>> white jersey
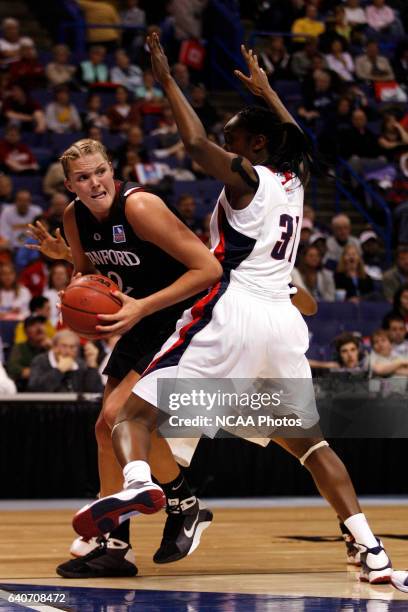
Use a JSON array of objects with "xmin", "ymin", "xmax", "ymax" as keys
[
  {"xmin": 133, "ymin": 165, "xmax": 317, "ymax": 463},
  {"xmin": 209, "ymin": 164, "xmax": 304, "ymax": 296}
]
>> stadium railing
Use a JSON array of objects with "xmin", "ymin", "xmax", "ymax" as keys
[{"xmin": 335, "ymin": 158, "xmax": 393, "ymax": 265}]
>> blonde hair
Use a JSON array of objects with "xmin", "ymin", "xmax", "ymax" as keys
[
  {"xmin": 59, "ymin": 139, "xmax": 109, "ymax": 178},
  {"xmin": 337, "ymin": 243, "xmax": 366, "ymax": 278}
]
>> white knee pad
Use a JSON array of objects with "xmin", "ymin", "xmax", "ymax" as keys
[{"xmin": 299, "ymin": 440, "xmax": 329, "ymax": 466}]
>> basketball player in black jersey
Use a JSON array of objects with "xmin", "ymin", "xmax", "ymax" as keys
[
  {"xmin": 28, "ymin": 138, "xmax": 222, "ymax": 578},
  {"xmin": 28, "ymin": 142, "xmax": 317, "ymax": 579}
]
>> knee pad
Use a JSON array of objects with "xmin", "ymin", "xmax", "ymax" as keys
[{"xmin": 299, "ymin": 440, "xmax": 329, "ymax": 466}]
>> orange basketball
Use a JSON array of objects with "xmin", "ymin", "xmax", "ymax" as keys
[{"xmin": 61, "ymin": 274, "xmax": 121, "ymax": 339}]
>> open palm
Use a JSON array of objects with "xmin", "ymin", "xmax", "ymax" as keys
[{"xmin": 26, "ymin": 221, "xmax": 70, "ymax": 261}]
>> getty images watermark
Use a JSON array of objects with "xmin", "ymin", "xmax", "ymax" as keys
[
  {"xmin": 157, "ymin": 378, "xmax": 319, "ymax": 438},
  {"xmin": 157, "ymin": 376, "xmax": 408, "ymax": 439},
  {"xmin": 167, "ymin": 389, "xmax": 302, "ymax": 428}
]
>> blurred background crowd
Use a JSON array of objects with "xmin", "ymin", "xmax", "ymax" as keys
[{"xmin": 0, "ymin": 0, "xmax": 407, "ymax": 394}]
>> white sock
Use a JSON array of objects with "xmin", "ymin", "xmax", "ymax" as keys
[
  {"xmin": 344, "ymin": 513, "xmax": 378, "ymax": 549},
  {"xmin": 123, "ymin": 460, "xmax": 152, "ymax": 488}
]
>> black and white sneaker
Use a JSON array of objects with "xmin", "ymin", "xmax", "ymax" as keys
[
  {"xmin": 56, "ymin": 538, "xmax": 138, "ymax": 578},
  {"xmin": 339, "ymin": 522, "xmax": 361, "ymax": 566},
  {"xmin": 73, "ymin": 481, "xmax": 166, "ymax": 539},
  {"xmin": 153, "ymin": 496, "xmax": 213, "ymax": 564},
  {"xmin": 358, "ymin": 538, "xmax": 392, "ymax": 584}
]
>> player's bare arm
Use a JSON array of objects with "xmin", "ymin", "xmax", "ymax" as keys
[
  {"xmin": 26, "ymin": 220, "xmax": 73, "ymax": 263},
  {"xmin": 63, "ymin": 203, "xmax": 98, "ymax": 274},
  {"xmin": 96, "ymin": 192, "xmax": 222, "ymax": 334},
  {"xmin": 235, "ymin": 45, "xmax": 301, "ymax": 130},
  {"xmin": 147, "ymin": 33, "xmax": 258, "ymax": 205},
  {"xmin": 291, "ymin": 285, "xmax": 318, "ymax": 316},
  {"xmin": 235, "ymin": 45, "xmax": 309, "ymax": 183}
]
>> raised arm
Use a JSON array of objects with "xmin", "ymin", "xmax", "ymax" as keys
[
  {"xmin": 147, "ymin": 33, "xmax": 258, "ymax": 199},
  {"xmin": 235, "ymin": 45, "xmax": 301, "ymax": 129},
  {"xmin": 235, "ymin": 45, "xmax": 309, "ymax": 183}
]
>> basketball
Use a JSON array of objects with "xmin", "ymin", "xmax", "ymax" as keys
[{"xmin": 61, "ymin": 274, "xmax": 121, "ymax": 339}]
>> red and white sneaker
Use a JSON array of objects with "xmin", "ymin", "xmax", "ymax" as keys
[
  {"xmin": 73, "ymin": 481, "xmax": 166, "ymax": 539},
  {"xmin": 358, "ymin": 539, "xmax": 392, "ymax": 584},
  {"xmin": 391, "ymin": 570, "xmax": 408, "ymax": 593}
]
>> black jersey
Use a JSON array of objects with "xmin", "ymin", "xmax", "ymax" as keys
[{"xmin": 74, "ymin": 180, "xmax": 194, "ymax": 328}]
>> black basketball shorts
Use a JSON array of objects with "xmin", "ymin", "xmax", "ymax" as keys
[{"xmin": 103, "ymin": 315, "xmax": 180, "ymax": 380}]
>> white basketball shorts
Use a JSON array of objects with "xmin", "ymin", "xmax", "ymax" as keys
[{"xmin": 133, "ymin": 282, "xmax": 318, "ymax": 457}]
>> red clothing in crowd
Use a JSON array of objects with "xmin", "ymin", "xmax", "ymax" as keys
[
  {"xmin": 19, "ymin": 259, "xmax": 48, "ymax": 297},
  {"xmin": 9, "ymin": 58, "xmax": 45, "ymax": 90},
  {"xmin": 0, "ymin": 139, "xmax": 37, "ymax": 169}
]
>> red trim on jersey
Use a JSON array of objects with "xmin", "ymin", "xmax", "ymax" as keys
[
  {"xmin": 265, "ymin": 166, "xmax": 294, "ymax": 186},
  {"xmin": 124, "ymin": 187, "xmax": 145, "ymax": 197},
  {"xmin": 142, "ymin": 281, "xmax": 222, "ymax": 377},
  {"xmin": 214, "ymin": 206, "xmax": 226, "ymax": 263},
  {"xmin": 114, "ymin": 180, "xmax": 145, "ymax": 202},
  {"xmin": 141, "ymin": 205, "xmax": 227, "ymax": 377}
]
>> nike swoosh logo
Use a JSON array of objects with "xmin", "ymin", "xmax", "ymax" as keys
[
  {"xmin": 184, "ymin": 515, "xmax": 199, "ymax": 538},
  {"xmin": 171, "ymin": 481, "xmax": 183, "ymax": 491}
]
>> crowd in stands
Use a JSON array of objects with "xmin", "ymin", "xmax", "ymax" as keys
[{"xmin": 0, "ymin": 0, "xmax": 407, "ymax": 394}]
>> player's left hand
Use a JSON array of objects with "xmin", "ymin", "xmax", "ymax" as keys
[
  {"xmin": 95, "ymin": 291, "xmax": 147, "ymax": 335},
  {"xmin": 147, "ymin": 32, "xmax": 172, "ymax": 86},
  {"xmin": 26, "ymin": 221, "xmax": 72, "ymax": 261},
  {"xmin": 234, "ymin": 45, "xmax": 271, "ymax": 97}
]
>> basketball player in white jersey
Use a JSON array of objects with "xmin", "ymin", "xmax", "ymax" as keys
[{"xmin": 73, "ymin": 37, "xmax": 393, "ymax": 584}]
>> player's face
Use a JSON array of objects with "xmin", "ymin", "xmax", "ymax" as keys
[
  {"xmin": 65, "ymin": 154, "xmax": 115, "ymax": 219},
  {"xmin": 339, "ymin": 342, "xmax": 359, "ymax": 368},
  {"xmin": 223, "ymin": 118, "xmax": 253, "ymax": 159}
]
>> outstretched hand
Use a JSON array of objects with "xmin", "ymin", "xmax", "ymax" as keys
[
  {"xmin": 26, "ymin": 221, "xmax": 71, "ymax": 261},
  {"xmin": 147, "ymin": 32, "xmax": 172, "ymax": 86},
  {"xmin": 234, "ymin": 45, "xmax": 272, "ymax": 97}
]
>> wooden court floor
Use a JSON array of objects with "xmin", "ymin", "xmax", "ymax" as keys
[{"xmin": 0, "ymin": 505, "xmax": 407, "ymax": 603}]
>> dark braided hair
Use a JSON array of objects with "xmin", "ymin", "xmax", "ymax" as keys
[{"xmin": 234, "ymin": 106, "xmax": 313, "ymax": 186}]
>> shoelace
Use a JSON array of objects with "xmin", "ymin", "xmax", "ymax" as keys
[{"xmin": 161, "ymin": 503, "xmax": 197, "ymax": 542}]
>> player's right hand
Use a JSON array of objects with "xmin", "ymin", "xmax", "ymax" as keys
[{"xmin": 26, "ymin": 221, "xmax": 71, "ymax": 262}]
